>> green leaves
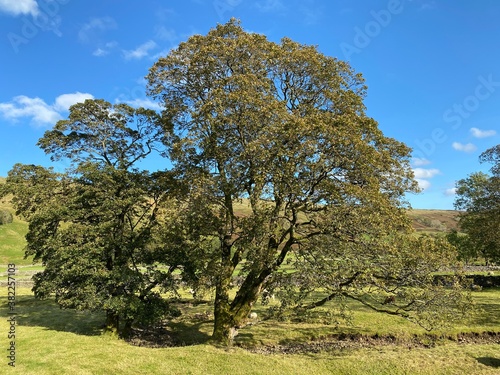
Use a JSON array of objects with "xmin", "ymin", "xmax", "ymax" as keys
[
  {"xmin": 5, "ymin": 99, "xmax": 177, "ymax": 336},
  {"xmin": 453, "ymin": 145, "xmax": 500, "ymax": 263},
  {"xmin": 37, "ymin": 99, "xmax": 166, "ymax": 170},
  {"xmin": 146, "ymin": 19, "xmax": 460, "ymax": 343}
]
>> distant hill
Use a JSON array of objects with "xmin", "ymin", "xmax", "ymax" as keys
[
  {"xmin": 0, "ymin": 177, "xmax": 460, "ymax": 234},
  {"xmin": 231, "ymin": 200, "xmax": 460, "ymax": 233},
  {"xmin": 407, "ymin": 209, "xmax": 460, "ymax": 233}
]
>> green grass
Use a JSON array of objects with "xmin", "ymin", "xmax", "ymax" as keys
[
  {"xmin": 1, "ymin": 188, "xmax": 499, "ymax": 374},
  {"xmin": 1, "ymin": 287, "xmax": 499, "ymax": 374},
  {"xmin": 0, "ymin": 221, "xmax": 31, "ymax": 266}
]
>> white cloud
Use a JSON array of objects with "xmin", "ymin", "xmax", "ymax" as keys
[
  {"xmin": 118, "ymin": 98, "xmax": 161, "ymax": 111},
  {"xmin": 0, "ymin": 92, "xmax": 94, "ymax": 127},
  {"xmin": 416, "ymin": 179, "xmax": 431, "ymax": 191},
  {"xmin": 78, "ymin": 17, "xmax": 117, "ymax": 43},
  {"xmin": 0, "ymin": 96, "xmax": 60, "ymax": 126},
  {"xmin": 470, "ymin": 127, "xmax": 496, "ymax": 138},
  {"xmin": 444, "ymin": 188, "xmax": 456, "ymax": 196},
  {"xmin": 0, "ymin": 0, "xmax": 39, "ymax": 16},
  {"xmin": 412, "ymin": 168, "xmax": 440, "ymax": 179},
  {"xmin": 92, "ymin": 41, "xmax": 117, "ymax": 57},
  {"xmin": 452, "ymin": 142, "xmax": 477, "ymax": 153},
  {"xmin": 123, "ymin": 40, "xmax": 158, "ymax": 60},
  {"xmin": 411, "ymin": 157, "xmax": 431, "ymax": 167},
  {"xmin": 412, "ymin": 168, "xmax": 440, "ymax": 192},
  {"xmin": 54, "ymin": 92, "xmax": 94, "ymax": 112}
]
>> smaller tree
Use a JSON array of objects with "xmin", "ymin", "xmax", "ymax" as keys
[
  {"xmin": 446, "ymin": 230, "xmax": 477, "ymax": 264},
  {"xmin": 454, "ymin": 145, "xmax": 500, "ymax": 264},
  {"xmin": 2, "ymin": 99, "xmax": 178, "ymax": 337}
]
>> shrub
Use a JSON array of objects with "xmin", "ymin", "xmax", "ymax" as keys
[{"xmin": 0, "ymin": 209, "xmax": 13, "ymax": 225}]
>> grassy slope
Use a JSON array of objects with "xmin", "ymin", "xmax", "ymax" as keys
[
  {"xmin": 0, "ymin": 184, "xmax": 32, "ymax": 267},
  {"xmin": 1, "ymin": 287, "xmax": 499, "ymax": 375},
  {"xmin": 407, "ymin": 209, "xmax": 460, "ymax": 233}
]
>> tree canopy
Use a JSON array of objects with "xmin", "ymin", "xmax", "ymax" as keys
[
  {"xmin": 146, "ymin": 19, "xmax": 469, "ymax": 344},
  {"xmin": 2, "ymin": 100, "xmax": 178, "ymax": 336},
  {"xmin": 1, "ymin": 20, "xmax": 473, "ymax": 346},
  {"xmin": 454, "ymin": 144, "xmax": 500, "ymax": 263}
]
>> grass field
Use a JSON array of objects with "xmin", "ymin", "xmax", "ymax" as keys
[
  {"xmin": 0, "ymin": 286, "xmax": 499, "ymax": 374},
  {"xmin": 1, "ymin": 188, "xmax": 499, "ymax": 374}
]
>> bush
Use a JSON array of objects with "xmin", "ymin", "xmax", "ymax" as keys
[
  {"xmin": 433, "ymin": 274, "xmax": 500, "ymax": 288},
  {"xmin": 0, "ymin": 209, "xmax": 13, "ymax": 225}
]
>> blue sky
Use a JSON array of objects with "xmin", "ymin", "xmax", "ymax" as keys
[{"xmin": 0, "ymin": 0, "xmax": 499, "ymax": 209}]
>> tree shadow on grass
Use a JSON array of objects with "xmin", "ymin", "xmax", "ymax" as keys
[
  {"xmin": 167, "ymin": 320, "xmax": 212, "ymax": 346},
  {"xmin": 4, "ymin": 294, "xmax": 104, "ymax": 336},
  {"xmin": 471, "ymin": 302, "xmax": 500, "ymax": 328},
  {"xmin": 4, "ymin": 294, "xmax": 214, "ymax": 345},
  {"xmin": 476, "ymin": 357, "xmax": 500, "ymax": 368},
  {"xmin": 124, "ymin": 319, "xmax": 212, "ymax": 348}
]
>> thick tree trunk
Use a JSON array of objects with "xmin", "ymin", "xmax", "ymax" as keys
[
  {"xmin": 212, "ymin": 228, "xmax": 239, "ymax": 345},
  {"xmin": 210, "ymin": 197, "xmax": 291, "ymax": 345},
  {"xmin": 212, "ymin": 304, "xmax": 237, "ymax": 346},
  {"xmin": 212, "ymin": 303, "xmax": 254, "ymax": 345},
  {"xmin": 121, "ymin": 319, "xmax": 133, "ymax": 339},
  {"xmin": 212, "ymin": 270, "xmax": 265, "ymax": 345},
  {"xmin": 104, "ymin": 310, "xmax": 120, "ymax": 337},
  {"xmin": 212, "ymin": 263, "xmax": 235, "ymax": 345}
]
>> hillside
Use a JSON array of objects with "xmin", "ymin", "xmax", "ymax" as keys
[
  {"xmin": 232, "ymin": 200, "xmax": 460, "ymax": 233},
  {"xmin": 1, "ymin": 196, "xmax": 461, "ymax": 235},
  {"xmin": 407, "ymin": 209, "xmax": 460, "ymax": 232},
  {"xmin": 0, "ymin": 178, "xmax": 460, "ymax": 238}
]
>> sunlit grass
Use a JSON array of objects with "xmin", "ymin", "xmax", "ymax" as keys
[
  {"xmin": 0, "ymin": 221, "xmax": 30, "ymax": 266},
  {"xmin": 1, "ymin": 194, "xmax": 499, "ymax": 373},
  {"xmin": 1, "ymin": 287, "xmax": 499, "ymax": 374}
]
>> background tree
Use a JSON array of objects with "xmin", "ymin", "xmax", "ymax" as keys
[
  {"xmin": 2, "ymin": 100, "xmax": 177, "ymax": 337},
  {"xmin": 446, "ymin": 229, "xmax": 478, "ymax": 264},
  {"xmin": 454, "ymin": 144, "xmax": 500, "ymax": 264},
  {"xmin": 147, "ymin": 20, "xmax": 470, "ymax": 344}
]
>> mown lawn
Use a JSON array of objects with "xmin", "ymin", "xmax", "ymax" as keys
[
  {"xmin": 0, "ymin": 210, "xmax": 499, "ymax": 374},
  {"xmin": 0, "ymin": 287, "xmax": 499, "ymax": 375}
]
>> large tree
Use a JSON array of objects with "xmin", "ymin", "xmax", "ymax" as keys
[
  {"xmin": 147, "ymin": 20, "xmax": 469, "ymax": 344},
  {"xmin": 454, "ymin": 144, "xmax": 500, "ymax": 264},
  {"xmin": 2, "ymin": 100, "xmax": 177, "ymax": 336}
]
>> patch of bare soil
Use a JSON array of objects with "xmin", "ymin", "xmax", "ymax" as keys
[
  {"xmin": 126, "ymin": 323, "xmax": 500, "ymax": 352},
  {"xmin": 126, "ymin": 326, "xmax": 183, "ymax": 348},
  {"xmin": 241, "ymin": 332, "xmax": 500, "ymax": 355}
]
